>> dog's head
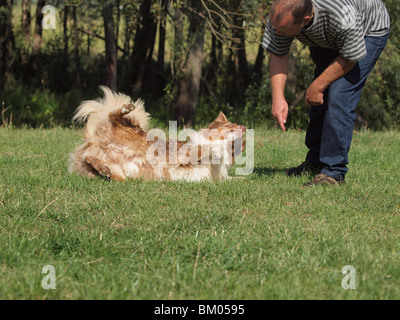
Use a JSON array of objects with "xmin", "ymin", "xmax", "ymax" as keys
[{"xmin": 204, "ymin": 112, "xmax": 246, "ymax": 161}]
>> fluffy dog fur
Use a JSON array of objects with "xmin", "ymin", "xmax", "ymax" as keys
[{"xmin": 69, "ymin": 86, "xmax": 245, "ymax": 182}]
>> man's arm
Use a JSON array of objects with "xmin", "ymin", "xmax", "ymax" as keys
[
  {"xmin": 306, "ymin": 55, "xmax": 357, "ymax": 106},
  {"xmin": 270, "ymin": 53, "xmax": 290, "ymax": 131}
]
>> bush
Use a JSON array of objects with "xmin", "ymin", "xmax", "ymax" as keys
[
  {"xmin": 0, "ymin": 85, "xmax": 97, "ymax": 127},
  {"xmin": 357, "ymin": 42, "xmax": 400, "ymax": 130},
  {"xmin": 1, "ymin": 85, "xmax": 58, "ymax": 127}
]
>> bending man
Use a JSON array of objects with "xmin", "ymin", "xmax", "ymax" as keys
[{"xmin": 263, "ymin": 0, "xmax": 390, "ymax": 186}]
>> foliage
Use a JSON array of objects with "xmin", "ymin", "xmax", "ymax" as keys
[
  {"xmin": 357, "ymin": 42, "xmax": 400, "ymax": 130},
  {"xmin": 0, "ymin": 0, "xmax": 399, "ymax": 129},
  {"xmin": 0, "ymin": 84, "xmax": 91, "ymax": 127}
]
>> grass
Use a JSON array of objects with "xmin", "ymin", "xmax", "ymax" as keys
[{"xmin": 1, "ymin": 126, "xmax": 400, "ymax": 300}]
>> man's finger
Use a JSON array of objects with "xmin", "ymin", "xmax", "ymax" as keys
[
  {"xmin": 283, "ymin": 108, "xmax": 288, "ymax": 123},
  {"xmin": 278, "ymin": 117, "xmax": 286, "ymax": 131}
]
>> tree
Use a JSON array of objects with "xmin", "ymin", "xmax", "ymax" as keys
[
  {"xmin": 102, "ymin": 0, "xmax": 117, "ymax": 90},
  {"xmin": 61, "ymin": 5, "xmax": 70, "ymax": 90},
  {"xmin": 72, "ymin": 5, "xmax": 81, "ymax": 86},
  {"xmin": 231, "ymin": 1, "xmax": 250, "ymax": 104},
  {"xmin": 128, "ymin": 0, "xmax": 157, "ymax": 95},
  {"xmin": 21, "ymin": 0, "xmax": 31, "ymax": 46},
  {"xmin": 0, "ymin": 0, "xmax": 14, "ymax": 88},
  {"xmin": 31, "ymin": 0, "xmax": 44, "ymax": 59},
  {"xmin": 173, "ymin": 1, "xmax": 205, "ymax": 127},
  {"xmin": 154, "ymin": 0, "xmax": 168, "ymax": 98}
]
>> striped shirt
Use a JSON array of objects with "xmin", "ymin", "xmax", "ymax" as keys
[{"xmin": 262, "ymin": 0, "xmax": 390, "ymax": 62}]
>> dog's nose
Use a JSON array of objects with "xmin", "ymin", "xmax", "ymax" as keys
[{"xmin": 239, "ymin": 125, "xmax": 246, "ymax": 133}]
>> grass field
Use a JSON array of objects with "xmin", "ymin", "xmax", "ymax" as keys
[{"xmin": 1, "ymin": 126, "xmax": 400, "ymax": 300}]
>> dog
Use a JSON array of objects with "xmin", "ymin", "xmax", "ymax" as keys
[{"xmin": 69, "ymin": 86, "xmax": 246, "ymax": 182}]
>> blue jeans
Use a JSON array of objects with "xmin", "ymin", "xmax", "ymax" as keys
[{"xmin": 305, "ymin": 33, "xmax": 390, "ymax": 181}]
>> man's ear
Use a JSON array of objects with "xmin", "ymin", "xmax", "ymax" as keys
[{"xmin": 303, "ymin": 16, "xmax": 312, "ymax": 25}]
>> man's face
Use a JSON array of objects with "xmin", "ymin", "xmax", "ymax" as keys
[{"xmin": 271, "ymin": 12, "xmax": 307, "ymax": 37}]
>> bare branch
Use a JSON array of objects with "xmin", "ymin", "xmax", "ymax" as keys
[{"xmin": 77, "ymin": 28, "xmax": 125, "ymax": 53}]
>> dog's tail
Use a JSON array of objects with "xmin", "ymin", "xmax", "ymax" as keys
[{"xmin": 72, "ymin": 86, "xmax": 151, "ymax": 132}]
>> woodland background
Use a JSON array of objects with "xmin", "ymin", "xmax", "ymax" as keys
[{"xmin": 1, "ymin": 0, "xmax": 399, "ymax": 129}]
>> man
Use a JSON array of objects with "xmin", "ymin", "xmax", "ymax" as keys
[{"xmin": 262, "ymin": 0, "xmax": 390, "ymax": 186}]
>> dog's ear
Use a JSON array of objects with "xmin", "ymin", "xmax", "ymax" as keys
[{"xmin": 215, "ymin": 111, "xmax": 228, "ymax": 123}]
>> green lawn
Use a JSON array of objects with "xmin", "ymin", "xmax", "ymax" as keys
[{"xmin": 1, "ymin": 127, "xmax": 400, "ymax": 299}]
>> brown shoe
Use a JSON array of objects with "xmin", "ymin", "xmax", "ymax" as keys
[
  {"xmin": 287, "ymin": 160, "xmax": 323, "ymax": 177},
  {"xmin": 303, "ymin": 173, "xmax": 345, "ymax": 187}
]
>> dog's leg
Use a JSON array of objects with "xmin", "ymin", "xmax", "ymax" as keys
[
  {"xmin": 85, "ymin": 156, "xmax": 126, "ymax": 181},
  {"xmin": 108, "ymin": 103, "xmax": 136, "ymax": 124},
  {"xmin": 85, "ymin": 156, "xmax": 112, "ymax": 178}
]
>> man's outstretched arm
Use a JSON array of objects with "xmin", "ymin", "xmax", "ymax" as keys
[{"xmin": 270, "ymin": 53, "xmax": 290, "ymax": 131}]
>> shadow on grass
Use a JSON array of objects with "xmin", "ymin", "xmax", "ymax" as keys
[{"xmin": 253, "ymin": 167, "xmax": 289, "ymax": 177}]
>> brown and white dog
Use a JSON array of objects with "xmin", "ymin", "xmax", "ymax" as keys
[{"xmin": 69, "ymin": 86, "xmax": 246, "ymax": 182}]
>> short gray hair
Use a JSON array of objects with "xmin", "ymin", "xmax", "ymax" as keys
[{"xmin": 270, "ymin": 0, "xmax": 313, "ymax": 25}]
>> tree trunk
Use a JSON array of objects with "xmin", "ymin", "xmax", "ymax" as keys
[
  {"xmin": 172, "ymin": 8, "xmax": 184, "ymax": 80},
  {"xmin": 211, "ymin": 33, "xmax": 222, "ymax": 81},
  {"xmin": 25, "ymin": 0, "xmax": 44, "ymax": 82},
  {"xmin": 32, "ymin": 0, "xmax": 44, "ymax": 56},
  {"xmin": 163, "ymin": 7, "xmax": 184, "ymax": 121},
  {"xmin": 72, "ymin": 5, "xmax": 81, "ymax": 87},
  {"xmin": 174, "ymin": 2, "xmax": 205, "ymax": 127},
  {"xmin": 122, "ymin": 16, "xmax": 132, "ymax": 62},
  {"xmin": 116, "ymin": 0, "xmax": 120, "ymax": 49},
  {"xmin": 234, "ymin": 45, "xmax": 249, "ymax": 98},
  {"xmin": 62, "ymin": 5, "xmax": 69, "ymax": 90},
  {"xmin": 0, "ymin": 0, "xmax": 14, "ymax": 88},
  {"xmin": 236, "ymin": 43, "xmax": 250, "ymax": 89},
  {"xmin": 157, "ymin": 19, "xmax": 166, "ymax": 74},
  {"xmin": 253, "ymin": 24, "xmax": 265, "ymax": 84},
  {"xmin": 21, "ymin": 0, "xmax": 31, "ymax": 46},
  {"xmin": 102, "ymin": 0, "xmax": 117, "ymax": 91},
  {"xmin": 154, "ymin": 0, "xmax": 168, "ymax": 98},
  {"xmin": 231, "ymin": 14, "xmax": 250, "ymax": 104},
  {"xmin": 129, "ymin": 0, "xmax": 157, "ymax": 95},
  {"xmin": 157, "ymin": 1, "xmax": 167, "ymax": 75}
]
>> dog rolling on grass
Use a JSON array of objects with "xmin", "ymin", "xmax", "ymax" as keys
[{"xmin": 69, "ymin": 86, "xmax": 246, "ymax": 182}]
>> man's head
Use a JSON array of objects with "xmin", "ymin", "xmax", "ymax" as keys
[{"xmin": 270, "ymin": 0, "xmax": 313, "ymax": 37}]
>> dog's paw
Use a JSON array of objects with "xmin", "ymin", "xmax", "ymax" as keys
[
  {"xmin": 98, "ymin": 164, "xmax": 112, "ymax": 178},
  {"xmin": 121, "ymin": 103, "xmax": 136, "ymax": 115}
]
